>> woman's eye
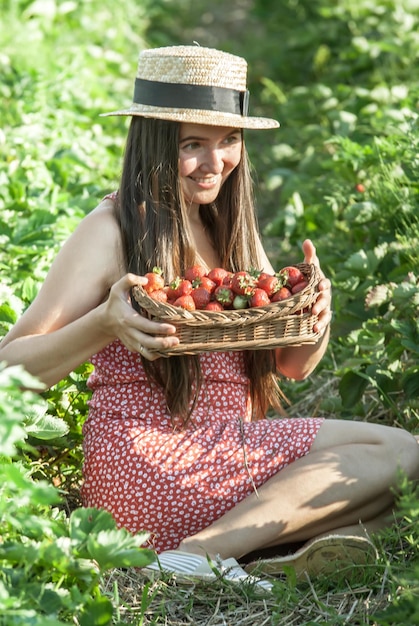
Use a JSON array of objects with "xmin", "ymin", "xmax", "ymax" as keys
[
  {"xmin": 181, "ymin": 142, "xmax": 200, "ymax": 151},
  {"xmin": 225, "ymin": 134, "xmax": 240, "ymax": 144}
]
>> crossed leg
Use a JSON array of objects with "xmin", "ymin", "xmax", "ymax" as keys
[{"xmin": 178, "ymin": 420, "xmax": 419, "ymax": 559}]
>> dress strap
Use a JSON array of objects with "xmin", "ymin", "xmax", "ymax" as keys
[{"xmin": 103, "ymin": 190, "xmax": 118, "ymax": 201}]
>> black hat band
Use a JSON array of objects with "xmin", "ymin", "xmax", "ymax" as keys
[{"xmin": 134, "ymin": 78, "xmax": 250, "ymax": 116}]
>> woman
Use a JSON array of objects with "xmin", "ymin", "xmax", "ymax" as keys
[{"xmin": 1, "ymin": 45, "xmax": 418, "ymax": 586}]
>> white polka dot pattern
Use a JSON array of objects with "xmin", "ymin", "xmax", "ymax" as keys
[{"xmin": 81, "ymin": 340, "xmax": 323, "ymax": 552}]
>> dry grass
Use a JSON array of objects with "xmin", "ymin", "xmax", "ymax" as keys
[
  {"xmin": 100, "ymin": 512, "xmax": 418, "ymax": 625},
  {"xmin": 102, "ymin": 555, "xmax": 397, "ymax": 625}
]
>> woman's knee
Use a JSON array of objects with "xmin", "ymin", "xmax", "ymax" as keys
[
  {"xmin": 391, "ymin": 428, "xmax": 419, "ymax": 480},
  {"xmin": 311, "ymin": 419, "xmax": 419, "ymax": 479},
  {"xmin": 370, "ymin": 425, "xmax": 419, "ymax": 480}
]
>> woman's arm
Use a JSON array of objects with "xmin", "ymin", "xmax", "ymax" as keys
[{"xmin": 0, "ymin": 201, "xmax": 179, "ymax": 388}]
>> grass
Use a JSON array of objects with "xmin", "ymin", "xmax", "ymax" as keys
[{"xmin": 100, "ymin": 534, "xmax": 405, "ymax": 625}]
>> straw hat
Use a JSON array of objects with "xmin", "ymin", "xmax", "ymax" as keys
[{"xmin": 101, "ymin": 45, "xmax": 279, "ymax": 130}]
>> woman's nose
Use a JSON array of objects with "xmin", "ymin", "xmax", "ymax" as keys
[{"xmin": 201, "ymin": 148, "xmax": 224, "ymax": 173}]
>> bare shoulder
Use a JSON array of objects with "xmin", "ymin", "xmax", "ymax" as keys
[
  {"xmin": 78, "ymin": 197, "xmax": 121, "ymax": 247},
  {"xmin": 9, "ymin": 197, "xmax": 125, "ymax": 337},
  {"xmin": 63, "ymin": 196, "xmax": 124, "ymax": 286}
]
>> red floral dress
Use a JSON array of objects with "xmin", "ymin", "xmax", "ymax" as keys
[{"xmin": 81, "ymin": 340, "xmax": 323, "ymax": 553}]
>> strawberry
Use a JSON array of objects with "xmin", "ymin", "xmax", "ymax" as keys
[
  {"xmin": 222, "ymin": 272, "xmax": 234, "ymax": 288},
  {"xmin": 144, "ymin": 266, "xmax": 165, "ymax": 293},
  {"xmin": 214, "ymin": 285, "xmax": 235, "ymax": 307},
  {"xmin": 173, "ymin": 295, "xmax": 196, "ymax": 311},
  {"xmin": 291, "ymin": 280, "xmax": 309, "ymax": 294},
  {"xmin": 232, "ymin": 294, "xmax": 250, "ymax": 309},
  {"xmin": 271, "ymin": 286, "xmax": 292, "ymax": 302},
  {"xmin": 184, "ymin": 264, "xmax": 208, "ymax": 283},
  {"xmin": 149, "ymin": 288, "xmax": 168, "ymax": 303},
  {"xmin": 278, "ymin": 266, "xmax": 305, "ymax": 289},
  {"xmin": 193, "ymin": 275, "xmax": 217, "ymax": 293},
  {"xmin": 231, "ymin": 271, "xmax": 256, "ymax": 296},
  {"xmin": 205, "ymin": 301, "xmax": 224, "ymax": 312},
  {"xmin": 207, "ymin": 267, "xmax": 229, "ymax": 286},
  {"xmin": 257, "ymin": 272, "xmax": 279, "ymax": 297},
  {"xmin": 191, "ymin": 287, "xmax": 211, "ymax": 310},
  {"xmin": 249, "ymin": 288, "xmax": 271, "ymax": 308},
  {"xmin": 167, "ymin": 277, "xmax": 193, "ymax": 300}
]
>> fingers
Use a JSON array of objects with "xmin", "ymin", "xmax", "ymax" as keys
[
  {"xmin": 302, "ymin": 239, "xmax": 319, "ymax": 266},
  {"xmin": 311, "ymin": 275, "xmax": 332, "ymax": 334},
  {"xmin": 121, "ymin": 322, "xmax": 180, "ymax": 358},
  {"xmin": 104, "ymin": 273, "xmax": 180, "ymax": 357},
  {"xmin": 300, "ymin": 242, "xmax": 332, "ymax": 334}
]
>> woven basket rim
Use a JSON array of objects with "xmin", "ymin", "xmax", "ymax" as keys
[{"xmin": 132, "ymin": 262, "xmax": 320, "ymax": 323}]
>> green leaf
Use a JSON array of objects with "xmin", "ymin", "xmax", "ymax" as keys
[
  {"xmin": 24, "ymin": 406, "xmax": 69, "ymax": 440},
  {"xmin": 393, "ymin": 282, "xmax": 419, "ymax": 303},
  {"xmin": 0, "ymin": 541, "xmax": 40, "ymax": 566},
  {"xmin": 0, "ymin": 420, "xmax": 26, "ymax": 457},
  {"xmin": 41, "ymin": 539, "xmax": 98, "ymax": 578},
  {"xmin": 37, "ymin": 587, "xmax": 70, "ymax": 616},
  {"xmin": 344, "ymin": 249, "xmax": 379, "ymax": 277},
  {"xmin": 69, "ymin": 508, "xmax": 120, "ymax": 547},
  {"xmin": 344, "ymin": 201, "xmax": 379, "ymax": 224},
  {"xmin": 21, "ymin": 277, "xmax": 40, "ymax": 302},
  {"xmin": 2, "ymin": 463, "xmax": 60, "ymax": 507},
  {"xmin": 0, "ymin": 304, "xmax": 17, "ymax": 324},
  {"xmin": 78, "ymin": 596, "xmax": 114, "ymax": 626},
  {"xmin": 86, "ymin": 528, "xmax": 154, "ymax": 570},
  {"xmin": 339, "ymin": 371, "xmax": 369, "ymax": 408},
  {"xmin": 401, "ymin": 370, "xmax": 419, "ymax": 400}
]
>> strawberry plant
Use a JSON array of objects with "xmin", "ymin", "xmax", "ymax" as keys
[{"xmin": 0, "ymin": 365, "xmax": 155, "ymax": 625}]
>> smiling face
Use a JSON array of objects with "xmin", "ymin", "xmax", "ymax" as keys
[{"xmin": 178, "ymin": 123, "xmax": 243, "ymax": 210}]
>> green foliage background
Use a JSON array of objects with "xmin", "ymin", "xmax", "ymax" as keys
[{"xmin": 0, "ymin": 0, "xmax": 418, "ymax": 623}]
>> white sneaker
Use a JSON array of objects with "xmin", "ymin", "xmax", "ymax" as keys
[{"xmin": 143, "ymin": 550, "xmax": 273, "ymax": 591}]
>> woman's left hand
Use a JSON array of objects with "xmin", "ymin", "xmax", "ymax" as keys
[{"xmin": 302, "ymin": 239, "xmax": 332, "ymax": 335}]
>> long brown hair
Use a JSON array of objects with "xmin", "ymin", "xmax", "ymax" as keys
[{"xmin": 114, "ymin": 117, "xmax": 286, "ymax": 424}]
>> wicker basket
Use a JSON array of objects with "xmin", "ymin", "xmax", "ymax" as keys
[{"xmin": 131, "ymin": 263, "xmax": 321, "ymax": 355}]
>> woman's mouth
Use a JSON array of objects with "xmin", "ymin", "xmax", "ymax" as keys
[{"xmin": 189, "ymin": 175, "xmax": 219, "ymax": 186}]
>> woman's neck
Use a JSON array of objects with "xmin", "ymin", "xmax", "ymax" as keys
[{"xmin": 187, "ymin": 210, "xmax": 221, "ymax": 270}]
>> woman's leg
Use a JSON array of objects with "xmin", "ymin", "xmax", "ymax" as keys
[{"xmin": 178, "ymin": 420, "xmax": 419, "ymax": 559}]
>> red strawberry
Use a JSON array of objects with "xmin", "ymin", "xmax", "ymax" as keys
[
  {"xmin": 232, "ymin": 294, "xmax": 250, "ymax": 309},
  {"xmin": 278, "ymin": 266, "xmax": 305, "ymax": 289},
  {"xmin": 144, "ymin": 267, "xmax": 165, "ymax": 293},
  {"xmin": 173, "ymin": 295, "xmax": 196, "ymax": 311},
  {"xmin": 205, "ymin": 301, "xmax": 224, "ymax": 312},
  {"xmin": 149, "ymin": 289, "xmax": 168, "ymax": 303},
  {"xmin": 291, "ymin": 280, "xmax": 309, "ymax": 294},
  {"xmin": 231, "ymin": 271, "xmax": 256, "ymax": 296},
  {"xmin": 257, "ymin": 272, "xmax": 279, "ymax": 297},
  {"xmin": 207, "ymin": 267, "xmax": 229, "ymax": 286},
  {"xmin": 271, "ymin": 287, "xmax": 292, "ymax": 302},
  {"xmin": 167, "ymin": 277, "xmax": 193, "ymax": 300},
  {"xmin": 191, "ymin": 287, "xmax": 211, "ymax": 310},
  {"xmin": 193, "ymin": 275, "xmax": 217, "ymax": 293},
  {"xmin": 249, "ymin": 288, "xmax": 271, "ymax": 308},
  {"xmin": 214, "ymin": 285, "xmax": 235, "ymax": 307},
  {"xmin": 184, "ymin": 264, "xmax": 208, "ymax": 283},
  {"xmin": 222, "ymin": 272, "xmax": 234, "ymax": 288}
]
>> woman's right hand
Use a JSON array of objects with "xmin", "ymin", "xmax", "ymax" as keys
[{"xmin": 100, "ymin": 273, "xmax": 179, "ymax": 360}]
